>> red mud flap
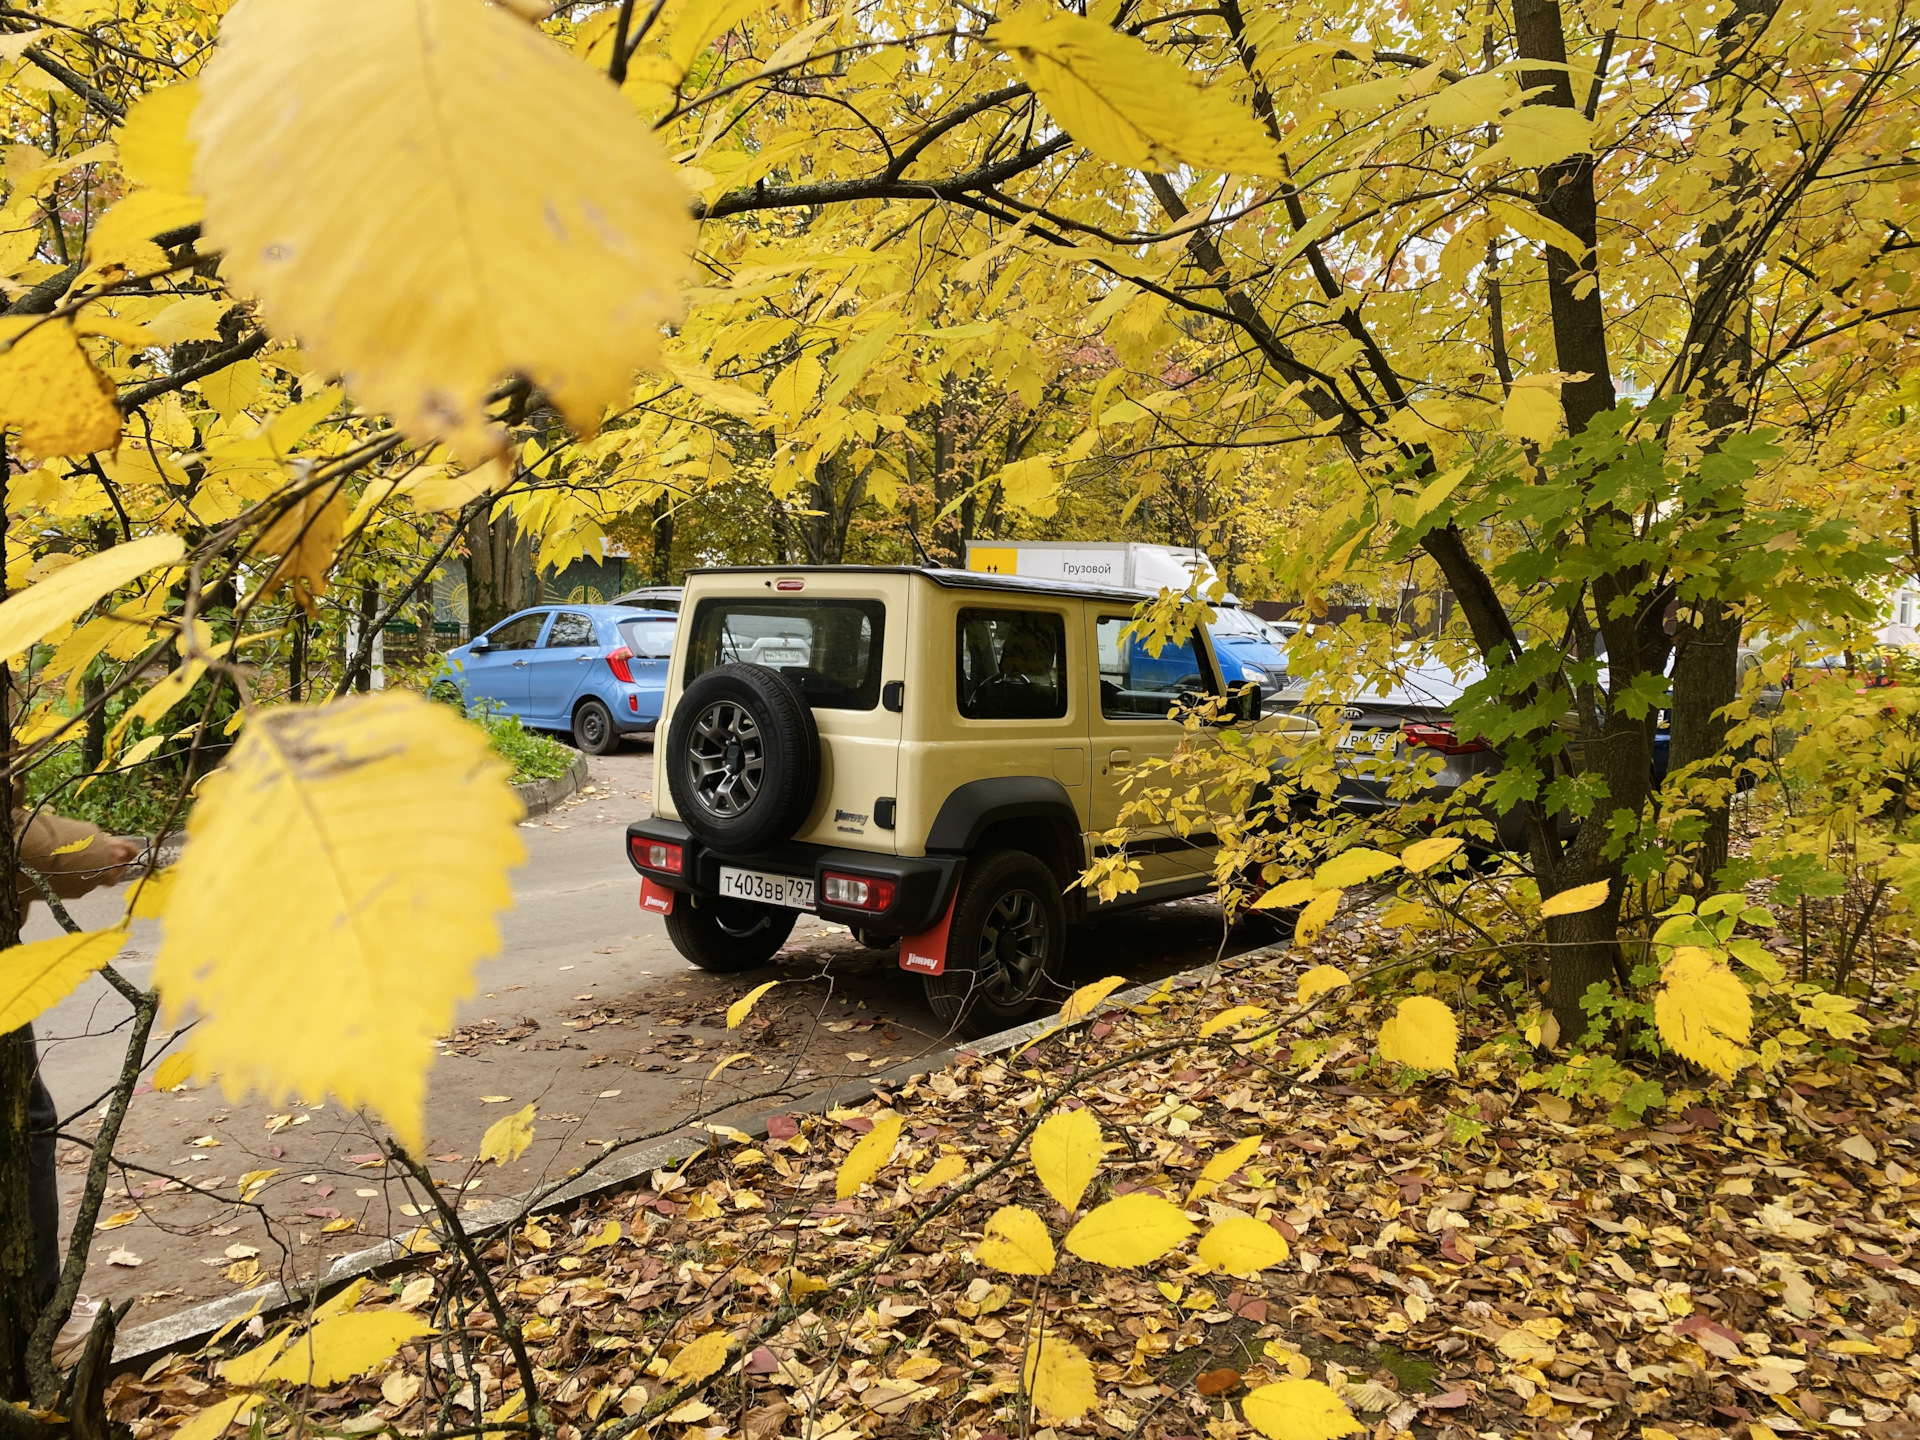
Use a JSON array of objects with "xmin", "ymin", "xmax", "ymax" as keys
[
  {"xmin": 639, "ymin": 876, "xmax": 676, "ymax": 916},
  {"xmin": 898, "ymin": 889, "xmax": 958, "ymax": 975}
]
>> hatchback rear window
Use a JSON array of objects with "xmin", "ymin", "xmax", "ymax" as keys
[
  {"xmin": 619, "ymin": 617, "xmax": 676, "ymax": 658},
  {"xmin": 684, "ymin": 598, "xmax": 885, "ymax": 709}
]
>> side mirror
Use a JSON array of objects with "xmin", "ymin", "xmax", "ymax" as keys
[
  {"xmin": 469, "ymin": 633, "xmax": 491, "ymax": 652},
  {"xmin": 1232, "ymin": 682, "xmax": 1263, "ymax": 725}
]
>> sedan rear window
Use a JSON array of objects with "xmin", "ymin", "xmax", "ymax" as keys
[{"xmin": 684, "ymin": 598, "xmax": 885, "ymax": 710}]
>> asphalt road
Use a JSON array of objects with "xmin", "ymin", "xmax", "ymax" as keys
[{"xmin": 31, "ymin": 743, "xmax": 1256, "ymax": 1326}]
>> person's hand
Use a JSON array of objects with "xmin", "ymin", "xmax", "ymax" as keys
[{"xmin": 100, "ymin": 836, "xmax": 141, "ymax": 885}]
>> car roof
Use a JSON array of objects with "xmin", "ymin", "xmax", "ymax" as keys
[{"xmin": 686, "ymin": 564, "xmax": 1164, "ymax": 604}]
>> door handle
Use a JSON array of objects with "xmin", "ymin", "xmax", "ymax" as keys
[
  {"xmin": 1108, "ymin": 749, "xmax": 1131, "ymax": 764},
  {"xmin": 512, "ymin": 659, "xmax": 528, "ymax": 667}
]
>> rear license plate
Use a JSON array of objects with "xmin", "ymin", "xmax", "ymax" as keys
[
  {"xmin": 718, "ymin": 866, "xmax": 815, "ymax": 910},
  {"xmin": 1335, "ymin": 730, "xmax": 1396, "ymax": 752}
]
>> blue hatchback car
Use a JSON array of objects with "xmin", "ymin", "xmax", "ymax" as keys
[{"xmin": 437, "ymin": 604, "xmax": 676, "ymax": 754}]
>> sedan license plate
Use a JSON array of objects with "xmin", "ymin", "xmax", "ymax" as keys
[
  {"xmin": 718, "ymin": 866, "xmax": 815, "ymax": 911},
  {"xmin": 1335, "ymin": 729, "xmax": 1396, "ymax": 752}
]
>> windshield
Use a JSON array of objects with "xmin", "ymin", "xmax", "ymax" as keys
[{"xmin": 684, "ymin": 597, "xmax": 886, "ymax": 709}]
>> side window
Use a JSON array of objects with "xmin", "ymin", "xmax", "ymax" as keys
[
  {"xmin": 1096, "ymin": 617, "xmax": 1209, "ymax": 718},
  {"xmin": 956, "ymin": 608, "xmax": 1068, "ymax": 720},
  {"xmin": 485, "ymin": 612, "xmax": 548, "ymax": 650},
  {"xmin": 545, "ymin": 611, "xmax": 597, "ymax": 647}
]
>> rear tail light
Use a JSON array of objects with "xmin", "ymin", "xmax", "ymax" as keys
[
  {"xmin": 632, "ymin": 837, "xmax": 683, "ymax": 874},
  {"xmin": 606, "ymin": 645, "xmax": 635, "ymax": 683},
  {"xmin": 821, "ymin": 871, "xmax": 896, "ymax": 911},
  {"xmin": 1401, "ymin": 721, "xmax": 1486, "ymax": 756}
]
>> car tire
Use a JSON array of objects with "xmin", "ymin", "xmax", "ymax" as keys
[
  {"xmin": 573, "ymin": 697, "xmax": 620, "ymax": 755},
  {"xmin": 664, "ymin": 897, "xmax": 797, "ymax": 973},
  {"xmin": 923, "ymin": 850, "xmax": 1065, "ymax": 1040},
  {"xmin": 666, "ymin": 664, "xmax": 820, "ymax": 851}
]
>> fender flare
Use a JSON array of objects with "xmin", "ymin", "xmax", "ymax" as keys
[{"xmin": 924, "ymin": 776, "xmax": 1083, "ymax": 866}]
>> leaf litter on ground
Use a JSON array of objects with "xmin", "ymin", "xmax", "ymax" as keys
[{"xmin": 106, "ymin": 928, "xmax": 1920, "ymax": 1440}]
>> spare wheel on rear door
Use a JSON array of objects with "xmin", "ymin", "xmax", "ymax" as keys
[{"xmin": 667, "ymin": 662, "xmax": 820, "ymax": 851}]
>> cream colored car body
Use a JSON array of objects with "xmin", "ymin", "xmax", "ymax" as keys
[{"xmin": 654, "ymin": 566, "xmax": 1311, "ymax": 909}]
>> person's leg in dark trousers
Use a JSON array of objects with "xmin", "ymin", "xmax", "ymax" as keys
[{"xmin": 27, "ymin": 1029, "xmax": 61, "ymax": 1306}]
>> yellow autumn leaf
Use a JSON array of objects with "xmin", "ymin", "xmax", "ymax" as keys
[
  {"xmin": 190, "ymin": 0, "xmax": 695, "ymax": 460},
  {"xmin": 1540, "ymin": 878, "xmax": 1610, "ymax": 917},
  {"xmin": 1502, "ymin": 379, "xmax": 1564, "ymax": 443},
  {"xmin": 1022, "ymin": 1333, "xmax": 1097, "ymax": 1423},
  {"xmin": 990, "ymin": 7, "xmax": 1279, "ymax": 176},
  {"xmin": 1375, "ymin": 995, "xmax": 1459, "ymax": 1073},
  {"xmin": 1293, "ymin": 887, "xmax": 1342, "ymax": 944},
  {"xmin": 1064, "ymin": 1192, "xmax": 1195, "ymax": 1267},
  {"xmin": 98, "ymin": 1209, "xmax": 138, "ymax": 1229},
  {"xmin": 910, "ymin": 1153, "xmax": 966, "ymax": 1191},
  {"xmin": 129, "ymin": 867, "xmax": 178, "ymax": 921},
  {"xmin": 1479, "ymin": 103, "xmax": 1593, "ymax": 169},
  {"xmin": 581, "ymin": 1220, "xmax": 621, "ymax": 1250},
  {"xmin": 1295, "ymin": 965, "xmax": 1350, "ymax": 1007},
  {"xmin": 835, "ymin": 1114, "xmax": 903, "ymax": 1198},
  {"xmin": 168, "ymin": 1394, "xmax": 259, "ymax": 1440},
  {"xmin": 1655, "ymin": 945, "xmax": 1752, "ymax": 1080},
  {"xmin": 998, "ymin": 454, "xmax": 1060, "ymax": 518},
  {"xmin": 975, "ymin": 1204, "xmax": 1057, "ymax": 1275},
  {"xmin": 1199, "ymin": 1004, "xmax": 1270, "ymax": 1038},
  {"xmin": 257, "ymin": 488, "xmax": 347, "ymax": 612},
  {"xmin": 152, "ymin": 1050, "xmax": 195, "ymax": 1092},
  {"xmin": 1312, "ymin": 848, "xmax": 1399, "ymax": 887},
  {"xmin": 1030, "ymin": 1107, "xmax": 1102, "ymax": 1209},
  {"xmin": 151, "ymin": 693, "xmax": 524, "ymax": 1151},
  {"xmin": 666, "ymin": 1329, "xmax": 732, "ymax": 1383},
  {"xmin": 0, "ymin": 926, "xmax": 129, "ymax": 1032},
  {"xmin": 1250, "ymin": 876, "xmax": 1319, "ymax": 910},
  {"xmin": 1398, "ymin": 836, "xmax": 1464, "ymax": 872},
  {"xmin": 1202, "ymin": 1135, "xmax": 1263, "ymax": 1185},
  {"xmin": 479, "ymin": 1103, "xmax": 536, "ymax": 1166},
  {"xmin": 219, "ymin": 1328, "xmax": 293, "ymax": 1386},
  {"xmin": 258, "ymin": 1312, "xmax": 431, "ymax": 1386},
  {"xmin": 89, "ymin": 189, "xmax": 205, "ymax": 263},
  {"xmin": 119, "ymin": 81, "xmax": 199, "ymax": 191},
  {"xmin": 1197, "ymin": 1215, "xmax": 1291, "ymax": 1275},
  {"xmin": 727, "ymin": 980, "xmax": 779, "ymax": 1028},
  {"xmin": 1243, "ymin": 1380, "xmax": 1363, "ymax": 1440},
  {"xmin": 1059, "ymin": 973, "xmax": 1128, "ymax": 1024},
  {"xmin": 0, "ymin": 318, "xmax": 124, "ymax": 457}
]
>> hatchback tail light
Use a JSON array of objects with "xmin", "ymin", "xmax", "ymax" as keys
[
  {"xmin": 632, "ymin": 837, "xmax": 683, "ymax": 874},
  {"xmin": 606, "ymin": 645, "xmax": 635, "ymax": 683},
  {"xmin": 1401, "ymin": 721, "xmax": 1486, "ymax": 756},
  {"xmin": 821, "ymin": 871, "xmax": 896, "ymax": 911}
]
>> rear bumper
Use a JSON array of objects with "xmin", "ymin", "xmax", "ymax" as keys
[{"xmin": 625, "ymin": 818, "xmax": 962, "ymax": 934}]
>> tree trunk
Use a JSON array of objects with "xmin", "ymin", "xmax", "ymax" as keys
[
  {"xmin": 464, "ymin": 510, "xmax": 531, "ymax": 634},
  {"xmin": 0, "ymin": 447, "xmax": 38, "ymax": 1402},
  {"xmin": 648, "ymin": 491, "xmax": 674, "ymax": 587},
  {"xmin": 1668, "ymin": 599, "xmax": 1741, "ymax": 880}
]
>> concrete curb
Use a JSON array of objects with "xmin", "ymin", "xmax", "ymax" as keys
[
  {"xmin": 110, "ymin": 958, "xmax": 1237, "ymax": 1366},
  {"xmin": 512, "ymin": 753, "xmax": 590, "ymax": 819}
]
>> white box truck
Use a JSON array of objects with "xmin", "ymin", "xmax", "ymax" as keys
[{"xmin": 963, "ymin": 541, "xmax": 1223, "ymax": 594}]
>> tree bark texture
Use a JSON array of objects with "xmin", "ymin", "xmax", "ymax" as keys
[{"xmin": 464, "ymin": 510, "xmax": 532, "ymax": 634}]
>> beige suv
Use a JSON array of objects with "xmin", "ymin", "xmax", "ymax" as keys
[{"xmin": 625, "ymin": 566, "xmax": 1304, "ymax": 1037}]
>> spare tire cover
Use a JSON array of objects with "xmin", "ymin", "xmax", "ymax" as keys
[{"xmin": 667, "ymin": 663, "xmax": 821, "ymax": 852}]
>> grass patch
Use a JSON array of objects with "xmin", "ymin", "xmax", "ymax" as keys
[{"xmin": 471, "ymin": 709, "xmax": 575, "ymax": 783}]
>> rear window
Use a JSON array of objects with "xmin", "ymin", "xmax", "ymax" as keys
[
  {"xmin": 619, "ymin": 617, "xmax": 676, "ymax": 657},
  {"xmin": 684, "ymin": 597, "xmax": 885, "ymax": 710}
]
